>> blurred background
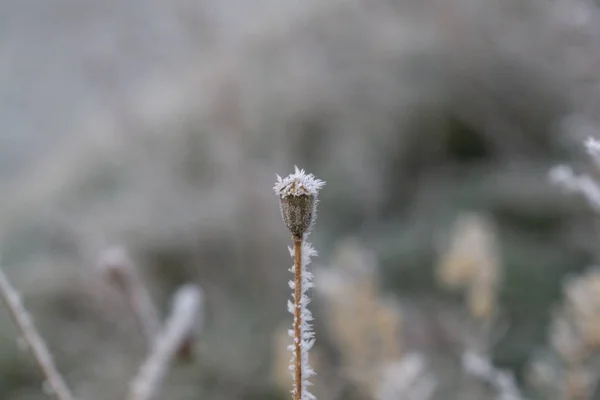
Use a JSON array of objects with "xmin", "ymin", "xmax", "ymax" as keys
[{"xmin": 2, "ymin": 0, "xmax": 600, "ymax": 399}]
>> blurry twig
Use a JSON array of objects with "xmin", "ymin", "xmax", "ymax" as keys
[
  {"xmin": 98, "ymin": 247, "xmax": 161, "ymax": 347},
  {"xmin": 377, "ymin": 354, "xmax": 437, "ymax": 400},
  {"xmin": 127, "ymin": 284, "xmax": 203, "ymax": 400},
  {"xmin": 0, "ymin": 267, "xmax": 76, "ymax": 400},
  {"xmin": 462, "ymin": 351, "xmax": 525, "ymax": 400}
]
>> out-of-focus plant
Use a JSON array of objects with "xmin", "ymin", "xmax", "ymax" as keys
[
  {"xmin": 550, "ymin": 138, "xmax": 600, "ymax": 212},
  {"xmin": 376, "ymin": 353, "xmax": 437, "ymax": 400},
  {"xmin": 437, "ymin": 212, "xmax": 501, "ymax": 324},
  {"xmin": 0, "ymin": 247, "xmax": 204, "ymax": 400},
  {"xmin": 315, "ymin": 239, "xmax": 436, "ymax": 400},
  {"xmin": 527, "ymin": 269, "xmax": 600, "ymax": 400},
  {"xmin": 0, "ymin": 267, "xmax": 75, "ymax": 400},
  {"xmin": 436, "ymin": 212, "xmax": 525, "ymax": 400},
  {"xmin": 527, "ymin": 140, "xmax": 600, "ymax": 399}
]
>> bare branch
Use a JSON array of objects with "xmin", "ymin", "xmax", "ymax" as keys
[
  {"xmin": 127, "ymin": 284, "xmax": 203, "ymax": 400},
  {"xmin": 0, "ymin": 267, "xmax": 75, "ymax": 400},
  {"xmin": 98, "ymin": 247, "xmax": 161, "ymax": 347}
]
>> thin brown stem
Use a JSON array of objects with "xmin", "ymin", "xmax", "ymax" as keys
[
  {"xmin": 0, "ymin": 268, "xmax": 75, "ymax": 400},
  {"xmin": 117, "ymin": 271, "xmax": 160, "ymax": 347},
  {"xmin": 98, "ymin": 248, "xmax": 160, "ymax": 348},
  {"xmin": 293, "ymin": 234, "xmax": 303, "ymax": 400}
]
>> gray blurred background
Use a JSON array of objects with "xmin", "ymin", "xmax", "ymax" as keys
[{"xmin": 1, "ymin": 0, "xmax": 600, "ymax": 399}]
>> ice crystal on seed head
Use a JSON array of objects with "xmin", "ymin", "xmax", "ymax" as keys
[
  {"xmin": 274, "ymin": 166, "xmax": 326, "ymax": 198},
  {"xmin": 274, "ymin": 167, "xmax": 325, "ymax": 236}
]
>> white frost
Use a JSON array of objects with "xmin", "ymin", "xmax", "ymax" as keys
[
  {"xmin": 274, "ymin": 166, "xmax": 326, "ymax": 198},
  {"xmin": 288, "ymin": 240, "xmax": 318, "ymax": 400}
]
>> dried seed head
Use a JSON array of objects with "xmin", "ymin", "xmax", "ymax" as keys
[
  {"xmin": 279, "ymin": 194, "xmax": 315, "ymax": 237},
  {"xmin": 274, "ymin": 166, "xmax": 326, "ymax": 237}
]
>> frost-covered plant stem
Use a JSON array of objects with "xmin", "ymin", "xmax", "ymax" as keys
[
  {"xmin": 274, "ymin": 167, "xmax": 325, "ymax": 400},
  {"xmin": 0, "ymin": 267, "xmax": 75, "ymax": 400},
  {"xmin": 288, "ymin": 237, "xmax": 318, "ymax": 400},
  {"xmin": 293, "ymin": 235, "xmax": 304, "ymax": 400}
]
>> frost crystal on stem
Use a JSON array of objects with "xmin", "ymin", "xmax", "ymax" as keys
[{"xmin": 274, "ymin": 167, "xmax": 325, "ymax": 400}]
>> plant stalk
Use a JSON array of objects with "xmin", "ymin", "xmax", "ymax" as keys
[
  {"xmin": 0, "ymin": 268, "xmax": 75, "ymax": 400},
  {"xmin": 293, "ymin": 234, "xmax": 303, "ymax": 400}
]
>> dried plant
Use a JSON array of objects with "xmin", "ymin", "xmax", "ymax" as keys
[
  {"xmin": 128, "ymin": 284, "xmax": 203, "ymax": 400},
  {"xmin": 461, "ymin": 351, "xmax": 524, "ymax": 400},
  {"xmin": 272, "ymin": 323, "xmax": 333, "ymax": 399},
  {"xmin": 274, "ymin": 166, "xmax": 325, "ymax": 400},
  {"xmin": 436, "ymin": 212, "xmax": 525, "ymax": 400},
  {"xmin": 0, "ymin": 266, "xmax": 75, "ymax": 400},
  {"xmin": 98, "ymin": 246, "xmax": 161, "ymax": 349},
  {"xmin": 0, "ymin": 167, "xmax": 326, "ymax": 400},
  {"xmin": 549, "ymin": 137, "xmax": 600, "ymax": 212},
  {"xmin": 0, "ymin": 247, "xmax": 204, "ymax": 400},
  {"xmin": 523, "ymin": 135, "xmax": 600, "ymax": 399},
  {"xmin": 436, "ymin": 212, "xmax": 501, "ymax": 323},
  {"xmin": 316, "ymin": 239, "xmax": 435, "ymax": 400},
  {"xmin": 527, "ymin": 269, "xmax": 600, "ymax": 400},
  {"xmin": 316, "ymin": 239, "xmax": 401, "ymax": 394}
]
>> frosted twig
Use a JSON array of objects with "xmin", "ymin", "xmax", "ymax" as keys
[
  {"xmin": 292, "ymin": 236, "xmax": 303, "ymax": 400},
  {"xmin": 127, "ymin": 284, "xmax": 203, "ymax": 400},
  {"xmin": 98, "ymin": 247, "xmax": 161, "ymax": 347},
  {"xmin": 287, "ymin": 238, "xmax": 318, "ymax": 400},
  {"xmin": 549, "ymin": 165, "xmax": 600, "ymax": 211},
  {"xmin": 548, "ymin": 137, "xmax": 600, "ymax": 212},
  {"xmin": 0, "ymin": 267, "xmax": 75, "ymax": 400},
  {"xmin": 274, "ymin": 167, "xmax": 324, "ymax": 400},
  {"xmin": 462, "ymin": 351, "xmax": 526, "ymax": 400}
]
